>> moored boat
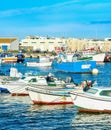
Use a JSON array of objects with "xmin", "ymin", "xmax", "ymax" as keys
[
  {"xmin": 26, "ymin": 78, "xmax": 95, "ymax": 105},
  {"xmin": 1, "ymin": 57, "xmax": 17, "ymax": 64},
  {"xmin": 0, "ymin": 73, "xmax": 76, "ymax": 96},
  {"xmin": 92, "ymin": 53, "xmax": 105, "ymax": 64},
  {"xmin": 26, "ymin": 85, "xmax": 74, "ymax": 105},
  {"xmin": 0, "ymin": 53, "xmax": 17, "ymax": 64},
  {"xmin": 26, "ymin": 81, "xmax": 83, "ymax": 105},
  {"xmin": 51, "ymin": 57, "xmax": 97, "ymax": 74},
  {"xmin": 0, "ymin": 75, "xmax": 48, "ymax": 96},
  {"xmin": 81, "ymin": 48, "xmax": 105, "ymax": 63},
  {"xmin": 25, "ymin": 56, "xmax": 52, "ymax": 67},
  {"xmin": 26, "ymin": 61, "xmax": 52, "ymax": 67},
  {"xmin": 70, "ymin": 87, "xmax": 111, "ymax": 113}
]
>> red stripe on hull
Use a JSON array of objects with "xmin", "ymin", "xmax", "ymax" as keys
[
  {"xmin": 32, "ymin": 100, "xmax": 73, "ymax": 105},
  {"xmin": 2, "ymin": 60, "xmax": 17, "ymax": 63},
  {"xmin": 11, "ymin": 93, "xmax": 29, "ymax": 96}
]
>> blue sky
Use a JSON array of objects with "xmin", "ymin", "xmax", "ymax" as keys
[{"xmin": 0, "ymin": 0, "xmax": 111, "ymax": 39}]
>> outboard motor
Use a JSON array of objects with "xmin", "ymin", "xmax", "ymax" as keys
[{"xmin": 66, "ymin": 77, "xmax": 72, "ymax": 83}]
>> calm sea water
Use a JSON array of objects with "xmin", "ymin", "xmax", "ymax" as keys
[{"xmin": 1, "ymin": 60, "xmax": 111, "ymax": 130}]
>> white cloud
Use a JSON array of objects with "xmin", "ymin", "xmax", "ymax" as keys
[{"xmin": 0, "ymin": 0, "xmax": 80, "ymax": 17}]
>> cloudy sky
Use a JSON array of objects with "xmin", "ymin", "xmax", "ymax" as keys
[{"xmin": 0, "ymin": 0, "xmax": 111, "ymax": 39}]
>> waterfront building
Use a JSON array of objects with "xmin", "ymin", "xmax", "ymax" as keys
[
  {"xmin": 0, "ymin": 38, "xmax": 19, "ymax": 51},
  {"xmin": 19, "ymin": 36, "xmax": 67, "ymax": 53},
  {"xmin": 20, "ymin": 36, "xmax": 111, "ymax": 53},
  {"xmin": 66, "ymin": 38, "xmax": 110, "ymax": 52}
]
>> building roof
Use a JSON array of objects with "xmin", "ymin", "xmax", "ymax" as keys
[{"xmin": 0, "ymin": 38, "xmax": 17, "ymax": 44}]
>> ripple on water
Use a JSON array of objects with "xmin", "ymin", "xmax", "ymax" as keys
[{"xmin": 71, "ymin": 113, "xmax": 111, "ymax": 129}]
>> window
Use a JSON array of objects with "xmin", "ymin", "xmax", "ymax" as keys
[
  {"xmin": 49, "ymin": 42, "xmax": 54, "ymax": 43},
  {"xmin": 29, "ymin": 78, "xmax": 37, "ymax": 82},
  {"xmin": 32, "ymin": 42, "xmax": 36, "ymax": 43},
  {"xmin": 100, "ymin": 90, "xmax": 111, "ymax": 97},
  {"xmin": 86, "ymin": 88, "xmax": 98, "ymax": 94},
  {"xmin": 40, "ymin": 42, "xmax": 45, "ymax": 43}
]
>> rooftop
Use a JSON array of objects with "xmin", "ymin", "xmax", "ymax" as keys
[{"xmin": 0, "ymin": 38, "xmax": 17, "ymax": 43}]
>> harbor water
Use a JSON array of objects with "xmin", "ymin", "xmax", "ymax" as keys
[{"xmin": 1, "ymin": 59, "xmax": 111, "ymax": 130}]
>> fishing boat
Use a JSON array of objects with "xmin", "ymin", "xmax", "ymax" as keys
[
  {"xmin": 0, "ymin": 73, "xmax": 76, "ymax": 96},
  {"xmin": 51, "ymin": 57, "xmax": 97, "ymax": 74},
  {"xmin": 26, "ymin": 61, "xmax": 52, "ymax": 67},
  {"xmin": 1, "ymin": 57, "xmax": 17, "ymax": 64},
  {"xmin": 70, "ymin": 87, "xmax": 111, "ymax": 113},
  {"xmin": 26, "ymin": 77, "xmax": 95, "ymax": 105},
  {"xmin": 26, "ymin": 85, "xmax": 75, "ymax": 105},
  {"xmin": 0, "ymin": 53, "xmax": 17, "ymax": 64},
  {"xmin": 92, "ymin": 53, "xmax": 105, "ymax": 63},
  {"xmin": 0, "ymin": 75, "xmax": 48, "ymax": 96},
  {"xmin": 26, "ymin": 79, "xmax": 83, "ymax": 105},
  {"xmin": 82, "ymin": 48, "xmax": 105, "ymax": 63},
  {"xmin": 25, "ymin": 56, "xmax": 52, "ymax": 67}
]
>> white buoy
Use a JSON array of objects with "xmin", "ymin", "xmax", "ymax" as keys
[{"xmin": 92, "ymin": 68, "xmax": 99, "ymax": 75}]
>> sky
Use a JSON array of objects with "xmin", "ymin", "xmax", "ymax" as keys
[{"xmin": 0, "ymin": 0, "xmax": 111, "ymax": 39}]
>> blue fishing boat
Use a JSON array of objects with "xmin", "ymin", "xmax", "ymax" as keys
[{"xmin": 51, "ymin": 57, "xmax": 97, "ymax": 74}]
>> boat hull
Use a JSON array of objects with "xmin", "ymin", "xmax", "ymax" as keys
[
  {"xmin": 93, "ymin": 53, "xmax": 105, "ymax": 63},
  {"xmin": 1, "ymin": 81, "xmax": 29, "ymax": 96},
  {"xmin": 1, "ymin": 57, "xmax": 17, "ymax": 63},
  {"xmin": 52, "ymin": 60, "xmax": 96, "ymax": 73},
  {"xmin": 70, "ymin": 92, "xmax": 111, "ymax": 113},
  {"xmin": 0, "ymin": 75, "xmax": 48, "ymax": 96},
  {"xmin": 26, "ymin": 62, "xmax": 52, "ymax": 67},
  {"xmin": 27, "ymin": 87, "xmax": 73, "ymax": 105}
]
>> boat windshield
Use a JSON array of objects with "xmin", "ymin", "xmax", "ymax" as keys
[
  {"xmin": 99, "ymin": 90, "xmax": 111, "ymax": 97},
  {"xmin": 86, "ymin": 88, "xmax": 98, "ymax": 94},
  {"xmin": 29, "ymin": 78, "xmax": 37, "ymax": 82}
]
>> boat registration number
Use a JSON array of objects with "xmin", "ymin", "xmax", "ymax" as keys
[{"xmin": 81, "ymin": 64, "xmax": 91, "ymax": 69}]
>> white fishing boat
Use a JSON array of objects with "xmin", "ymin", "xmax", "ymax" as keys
[
  {"xmin": 1, "ymin": 73, "xmax": 76, "ymax": 96},
  {"xmin": 26, "ymin": 77, "xmax": 92, "ymax": 105},
  {"xmin": 82, "ymin": 48, "xmax": 105, "ymax": 63},
  {"xmin": 26, "ymin": 84, "xmax": 79, "ymax": 105},
  {"xmin": 26, "ymin": 61, "xmax": 52, "ymax": 67},
  {"xmin": 1, "ymin": 75, "xmax": 48, "ymax": 96},
  {"xmin": 92, "ymin": 53, "xmax": 105, "ymax": 63},
  {"xmin": 70, "ymin": 87, "xmax": 111, "ymax": 113},
  {"xmin": 26, "ymin": 56, "xmax": 52, "ymax": 67}
]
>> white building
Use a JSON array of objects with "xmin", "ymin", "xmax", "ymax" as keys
[
  {"xmin": 0, "ymin": 38, "xmax": 19, "ymax": 51},
  {"xmin": 20, "ymin": 36, "xmax": 67, "ymax": 52}
]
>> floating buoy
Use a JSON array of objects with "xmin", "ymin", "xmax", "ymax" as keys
[{"xmin": 92, "ymin": 68, "xmax": 99, "ymax": 75}]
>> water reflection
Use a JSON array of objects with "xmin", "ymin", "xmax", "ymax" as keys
[
  {"xmin": 71, "ymin": 112, "xmax": 111, "ymax": 129},
  {"xmin": 29, "ymin": 104, "xmax": 74, "ymax": 112},
  {"xmin": 0, "ymin": 94, "xmax": 32, "ymax": 104}
]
